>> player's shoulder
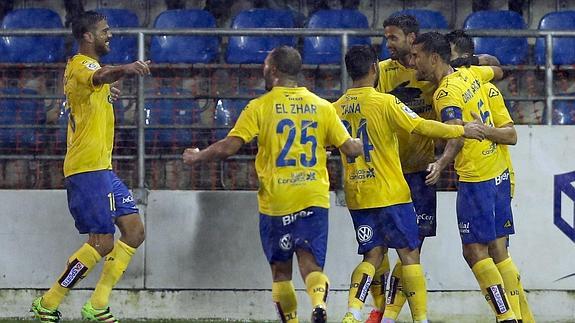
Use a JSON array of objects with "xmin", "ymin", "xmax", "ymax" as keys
[
  {"xmin": 483, "ymin": 82, "xmax": 502, "ymax": 99},
  {"xmin": 378, "ymin": 58, "xmax": 400, "ymax": 71},
  {"xmin": 68, "ymin": 54, "xmax": 100, "ymax": 71}
]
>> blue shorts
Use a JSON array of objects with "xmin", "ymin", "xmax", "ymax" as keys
[
  {"xmin": 350, "ymin": 203, "xmax": 420, "ymax": 254},
  {"xmin": 457, "ymin": 170, "xmax": 514, "ymax": 244},
  {"xmin": 405, "ymin": 171, "xmax": 437, "ymax": 237},
  {"xmin": 259, "ymin": 207, "xmax": 328, "ymax": 268},
  {"xmin": 65, "ymin": 170, "xmax": 139, "ymax": 234}
]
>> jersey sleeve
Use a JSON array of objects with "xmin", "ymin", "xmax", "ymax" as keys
[
  {"xmin": 325, "ymin": 103, "xmax": 352, "ymax": 147},
  {"xmin": 228, "ymin": 102, "xmax": 259, "ymax": 143},
  {"xmin": 74, "ymin": 59, "xmax": 101, "ymax": 90},
  {"xmin": 469, "ymin": 65, "xmax": 494, "ymax": 84},
  {"xmin": 485, "ymin": 83, "xmax": 514, "ymax": 127},
  {"xmin": 434, "ymin": 88, "xmax": 463, "ymax": 123},
  {"xmin": 387, "ymin": 96, "xmax": 424, "ymax": 133}
]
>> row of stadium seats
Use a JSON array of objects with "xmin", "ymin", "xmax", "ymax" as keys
[
  {"xmin": 0, "ymin": 86, "xmax": 250, "ymax": 152},
  {"xmin": 2, "ymin": 8, "xmax": 575, "ymax": 65},
  {"xmin": 1, "ymin": 87, "xmax": 573, "ymax": 155}
]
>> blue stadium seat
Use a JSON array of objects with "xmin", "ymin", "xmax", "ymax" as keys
[
  {"xmin": 303, "ymin": 9, "xmax": 371, "ymax": 64},
  {"xmin": 463, "ymin": 10, "xmax": 528, "ymax": 65},
  {"xmin": 98, "ymin": 9, "xmax": 139, "ymax": 64},
  {"xmin": 0, "ymin": 88, "xmax": 45, "ymax": 149},
  {"xmin": 150, "ymin": 9, "xmax": 219, "ymax": 63},
  {"xmin": 214, "ymin": 99, "xmax": 248, "ymax": 140},
  {"xmin": 553, "ymin": 99, "xmax": 575, "ymax": 125},
  {"xmin": 144, "ymin": 87, "xmax": 200, "ymax": 148},
  {"xmin": 535, "ymin": 11, "xmax": 575, "ymax": 65},
  {"xmin": 226, "ymin": 9, "xmax": 296, "ymax": 64},
  {"xmin": 380, "ymin": 9, "xmax": 448, "ymax": 59},
  {"xmin": 0, "ymin": 8, "xmax": 65, "ymax": 63}
]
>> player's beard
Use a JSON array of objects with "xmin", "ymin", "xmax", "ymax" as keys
[
  {"xmin": 264, "ymin": 72, "xmax": 273, "ymax": 92},
  {"xmin": 95, "ymin": 39, "xmax": 110, "ymax": 57}
]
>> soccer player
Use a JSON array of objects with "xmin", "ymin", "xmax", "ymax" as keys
[
  {"xmin": 30, "ymin": 11, "xmax": 150, "ymax": 322},
  {"xmin": 411, "ymin": 31, "xmax": 518, "ymax": 322},
  {"xmin": 443, "ymin": 29, "xmax": 534, "ymax": 323},
  {"xmin": 369, "ymin": 14, "xmax": 437, "ymax": 323},
  {"xmin": 335, "ymin": 45, "xmax": 486, "ymax": 323},
  {"xmin": 182, "ymin": 46, "xmax": 363, "ymax": 323}
]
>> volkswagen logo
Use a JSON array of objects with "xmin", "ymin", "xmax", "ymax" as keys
[
  {"xmin": 279, "ymin": 234, "xmax": 293, "ymax": 251},
  {"xmin": 357, "ymin": 225, "xmax": 373, "ymax": 243}
]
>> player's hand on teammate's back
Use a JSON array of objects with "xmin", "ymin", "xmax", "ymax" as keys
[
  {"xmin": 110, "ymin": 82, "xmax": 121, "ymax": 101},
  {"xmin": 125, "ymin": 60, "xmax": 151, "ymax": 76},
  {"xmin": 182, "ymin": 148, "xmax": 201, "ymax": 165},
  {"xmin": 462, "ymin": 112, "xmax": 486, "ymax": 141}
]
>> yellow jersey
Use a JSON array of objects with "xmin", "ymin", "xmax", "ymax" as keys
[
  {"xmin": 376, "ymin": 59, "xmax": 437, "ymax": 174},
  {"xmin": 434, "ymin": 66, "xmax": 507, "ymax": 182},
  {"xmin": 333, "ymin": 87, "xmax": 425, "ymax": 210},
  {"xmin": 484, "ymin": 82, "xmax": 515, "ymax": 195},
  {"xmin": 228, "ymin": 86, "xmax": 351, "ymax": 215},
  {"xmin": 63, "ymin": 54, "xmax": 114, "ymax": 177}
]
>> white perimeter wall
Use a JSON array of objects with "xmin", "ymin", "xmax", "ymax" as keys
[{"xmin": 1, "ymin": 125, "xmax": 574, "ymax": 321}]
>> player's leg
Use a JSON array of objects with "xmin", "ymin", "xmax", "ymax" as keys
[
  {"xmin": 294, "ymin": 207, "xmax": 330, "ymax": 323},
  {"xmin": 458, "ymin": 180, "xmax": 516, "ymax": 322},
  {"xmin": 366, "ymin": 252, "xmax": 389, "ymax": 323},
  {"xmin": 343, "ymin": 208, "xmax": 387, "ymax": 322},
  {"xmin": 89, "ymin": 173, "xmax": 143, "ymax": 311},
  {"xmin": 261, "ymin": 211, "xmax": 298, "ymax": 323},
  {"xmin": 490, "ymin": 169, "xmax": 532, "ymax": 322},
  {"xmin": 385, "ymin": 171, "xmax": 437, "ymax": 323},
  {"xmin": 382, "ymin": 203, "xmax": 427, "ymax": 323},
  {"xmin": 32, "ymin": 171, "xmax": 115, "ymax": 322}
]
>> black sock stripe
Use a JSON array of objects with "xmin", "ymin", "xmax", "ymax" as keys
[
  {"xmin": 275, "ymin": 301, "xmax": 287, "ymax": 323},
  {"xmin": 323, "ymin": 281, "xmax": 329, "ymax": 303}
]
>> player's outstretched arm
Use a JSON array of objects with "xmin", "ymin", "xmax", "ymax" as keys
[
  {"xmin": 338, "ymin": 138, "xmax": 363, "ymax": 158},
  {"xmin": 182, "ymin": 136, "xmax": 244, "ymax": 165},
  {"xmin": 471, "ymin": 112, "xmax": 517, "ymax": 145},
  {"xmin": 93, "ymin": 60, "xmax": 151, "ymax": 86},
  {"xmin": 477, "ymin": 54, "xmax": 500, "ymax": 66},
  {"xmin": 411, "ymin": 117, "xmax": 485, "ymax": 141}
]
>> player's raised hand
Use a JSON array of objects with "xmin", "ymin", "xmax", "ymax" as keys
[
  {"xmin": 425, "ymin": 161, "xmax": 443, "ymax": 185},
  {"xmin": 463, "ymin": 112, "xmax": 486, "ymax": 141},
  {"xmin": 125, "ymin": 60, "xmax": 151, "ymax": 76},
  {"xmin": 110, "ymin": 82, "xmax": 121, "ymax": 101},
  {"xmin": 182, "ymin": 147, "xmax": 201, "ymax": 165}
]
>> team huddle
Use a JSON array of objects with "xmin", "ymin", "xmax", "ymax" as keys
[{"xmin": 30, "ymin": 10, "xmax": 533, "ymax": 323}]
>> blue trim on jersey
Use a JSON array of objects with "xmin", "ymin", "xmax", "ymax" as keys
[
  {"xmin": 65, "ymin": 170, "xmax": 138, "ymax": 234},
  {"xmin": 350, "ymin": 203, "xmax": 420, "ymax": 253},
  {"xmin": 441, "ymin": 106, "xmax": 463, "ymax": 122},
  {"xmin": 405, "ymin": 171, "xmax": 437, "ymax": 237},
  {"xmin": 259, "ymin": 207, "xmax": 328, "ymax": 268}
]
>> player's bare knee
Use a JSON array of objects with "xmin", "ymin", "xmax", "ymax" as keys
[
  {"xmin": 462, "ymin": 243, "xmax": 489, "ymax": 267},
  {"xmin": 397, "ymin": 247, "xmax": 420, "ymax": 265},
  {"xmin": 363, "ymin": 246, "xmax": 384, "ymax": 266},
  {"xmin": 271, "ymin": 262, "xmax": 293, "ymax": 282},
  {"xmin": 487, "ymin": 237, "xmax": 509, "ymax": 263},
  {"xmin": 88, "ymin": 234, "xmax": 115, "ymax": 256},
  {"xmin": 122, "ymin": 225, "xmax": 145, "ymax": 248}
]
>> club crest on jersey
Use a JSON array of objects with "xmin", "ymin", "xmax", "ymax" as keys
[{"xmin": 436, "ymin": 89, "xmax": 448, "ymax": 100}]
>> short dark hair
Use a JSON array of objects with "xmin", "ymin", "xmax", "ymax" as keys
[
  {"xmin": 268, "ymin": 46, "xmax": 302, "ymax": 77},
  {"xmin": 445, "ymin": 29, "xmax": 475, "ymax": 56},
  {"xmin": 345, "ymin": 45, "xmax": 378, "ymax": 81},
  {"xmin": 383, "ymin": 14, "xmax": 419, "ymax": 36},
  {"xmin": 71, "ymin": 10, "xmax": 106, "ymax": 40},
  {"xmin": 413, "ymin": 32, "xmax": 451, "ymax": 63}
]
